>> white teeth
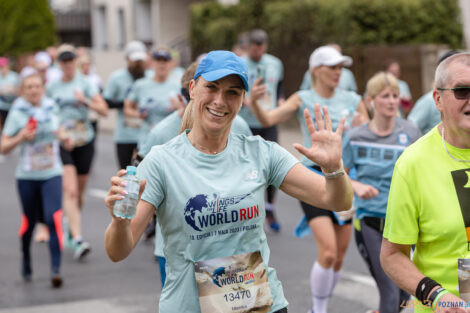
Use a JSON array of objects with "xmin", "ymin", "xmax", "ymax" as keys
[{"xmin": 208, "ymin": 108, "xmax": 225, "ymax": 117}]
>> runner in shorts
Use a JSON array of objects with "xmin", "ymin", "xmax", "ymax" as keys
[
  {"xmin": 248, "ymin": 45, "xmax": 369, "ymax": 313},
  {"xmin": 342, "ymin": 72, "xmax": 421, "ymax": 313},
  {"xmin": 1, "ymin": 73, "xmax": 72, "ymax": 287},
  {"xmin": 46, "ymin": 44, "xmax": 108, "ymax": 260},
  {"xmin": 104, "ymin": 50, "xmax": 353, "ymax": 313}
]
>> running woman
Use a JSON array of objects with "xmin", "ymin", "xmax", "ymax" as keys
[
  {"xmin": 248, "ymin": 46, "xmax": 369, "ymax": 313},
  {"xmin": 135, "ymin": 61, "xmax": 252, "ymax": 288},
  {"xmin": 124, "ymin": 46, "xmax": 180, "ymax": 152},
  {"xmin": 46, "ymin": 44, "xmax": 108, "ymax": 260},
  {"xmin": 1, "ymin": 73, "xmax": 72, "ymax": 287},
  {"xmin": 342, "ymin": 72, "xmax": 421, "ymax": 313},
  {"xmin": 103, "ymin": 41, "xmax": 147, "ymax": 169},
  {"xmin": 104, "ymin": 50, "xmax": 353, "ymax": 313}
]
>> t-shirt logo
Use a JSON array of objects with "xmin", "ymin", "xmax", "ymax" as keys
[
  {"xmin": 398, "ymin": 132, "xmax": 409, "ymax": 145},
  {"xmin": 451, "ymin": 168, "xmax": 470, "ymax": 250},
  {"xmin": 245, "ymin": 169, "xmax": 258, "ymax": 180},
  {"xmin": 184, "ymin": 193, "xmax": 256, "ymax": 232}
]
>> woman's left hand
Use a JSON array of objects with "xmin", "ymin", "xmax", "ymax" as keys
[{"xmin": 293, "ymin": 104, "xmax": 344, "ymax": 173}]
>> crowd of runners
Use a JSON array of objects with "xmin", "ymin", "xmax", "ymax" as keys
[{"xmin": 1, "ymin": 28, "xmax": 469, "ymax": 313}]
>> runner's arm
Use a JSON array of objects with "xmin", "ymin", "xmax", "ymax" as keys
[
  {"xmin": 250, "ymin": 92, "xmax": 301, "ymax": 127},
  {"xmin": 105, "ymin": 172, "xmax": 152, "ymax": 262},
  {"xmin": 0, "ymin": 128, "xmax": 35, "ymax": 154},
  {"xmin": 124, "ymin": 99, "xmax": 141, "ymax": 118},
  {"xmin": 281, "ymin": 162, "xmax": 353, "ymax": 212},
  {"xmin": 89, "ymin": 94, "xmax": 108, "ymax": 116}
]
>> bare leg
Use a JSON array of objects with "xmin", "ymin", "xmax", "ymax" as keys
[{"xmin": 62, "ymin": 165, "xmax": 81, "ymax": 239}]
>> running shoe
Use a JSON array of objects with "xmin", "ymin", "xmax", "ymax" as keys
[
  {"xmin": 365, "ymin": 310, "xmax": 379, "ymax": 313},
  {"xmin": 50, "ymin": 273, "xmax": 63, "ymax": 288},
  {"xmin": 22, "ymin": 259, "xmax": 32, "ymax": 282},
  {"xmin": 74, "ymin": 241, "xmax": 91, "ymax": 261},
  {"xmin": 266, "ymin": 210, "xmax": 281, "ymax": 232}
]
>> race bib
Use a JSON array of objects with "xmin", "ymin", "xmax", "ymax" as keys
[
  {"xmin": 23, "ymin": 141, "xmax": 58, "ymax": 171},
  {"xmin": 194, "ymin": 251, "xmax": 273, "ymax": 313},
  {"xmin": 124, "ymin": 116, "xmax": 143, "ymax": 128},
  {"xmin": 64, "ymin": 120, "xmax": 88, "ymax": 147}
]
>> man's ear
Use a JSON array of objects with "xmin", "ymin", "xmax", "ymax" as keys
[{"xmin": 433, "ymin": 89, "xmax": 443, "ymax": 113}]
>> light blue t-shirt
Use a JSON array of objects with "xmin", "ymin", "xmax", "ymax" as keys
[
  {"xmin": 299, "ymin": 68, "xmax": 357, "ymax": 92},
  {"xmin": 0, "ymin": 71, "xmax": 20, "ymax": 111},
  {"xmin": 342, "ymin": 118, "xmax": 421, "ymax": 219},
  {"xmin": 4, "ymin": 97, "xmax": 63, "ymax": 180},
  {"xmin": 407, "ymin": 90, "xmax": 440, "ymax": 135},
  {"xmin": 137, "ymin": 132, "xmax": 298, "ymax": 313},
  {"xmin": 136, "ymin": 111, "xmax": 252, "ymax": 257},
  {"xmin": 46, "ymin": 74, "xmax": 99, "ymax": 145},
  {"xmin": 102, "ymin": 68, "xmax": 140, "ymax": 144},
  {"xmin": 168, "ymin": 67, "xmax": 185, "ymax": 84},
  {"xmin": 139, "ymin": 112, "xmax": 252, "ymax": 158},
  {"xmin": 238, "ymin": 54, "xmax": 284, "ymax": 128},
  {"xmin": 297, "ymin": 88, "xmax": 362, "ymax": 166},
  {"xmin": 127, "ymin": 77, "xmax": 180, "ymax": 148},
  {"xmin": 398, "ymin": 79, "xmax": 412, "ymax": 99}
]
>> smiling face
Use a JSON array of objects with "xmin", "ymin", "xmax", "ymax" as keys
[
  {"xmin": 189, "ymin": 75, "xmax": 245, "ymax": 135},
  {"xmin": 313, "ymin": 64, "xmax": 342, "ymax": 89},
  {"xmin": 372, "ymin": 86, "xmax": 400, "ymax": 119},
  {"xmin": 435, "ymin": 61, "xmax": 470, "ymax": 134},
  {"xmin": 22, "ymin": 75, "xmax": 44, "ymax": 106}
]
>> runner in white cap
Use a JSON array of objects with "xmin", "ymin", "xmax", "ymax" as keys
[{"xmin": 248, "ymin": 45, "xmax": 369, "ymax": 313}]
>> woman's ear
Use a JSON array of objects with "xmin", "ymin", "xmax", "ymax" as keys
[{"xmin": 189, "ymin": 79, "xmax": 196, "ymax": 100}]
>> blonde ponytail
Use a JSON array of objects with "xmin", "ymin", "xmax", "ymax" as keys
[{"xmin": 179, "ymin": 100, "xmax": 194, "ymax": 133}]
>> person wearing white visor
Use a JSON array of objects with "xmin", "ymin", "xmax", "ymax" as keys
[{"xmin": 247, "ymin": 45, "xmax": 369, "ymax": 313}]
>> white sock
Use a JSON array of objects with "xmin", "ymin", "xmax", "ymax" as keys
[
  {"xmin": 73, "ymin": 236, "xmax": 83, "ymax": 244},
  {"xmin": 311, "ymin": 261, "xmax": 334, "ymax": 313},
  {"xmin": 330, "ymin": 270, "xmax": 341, "ymax": 294}
]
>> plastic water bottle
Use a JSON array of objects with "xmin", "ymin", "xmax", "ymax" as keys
[{"xmin": 113, "ymin": 166, "xmax": 140, "ymax": 219}]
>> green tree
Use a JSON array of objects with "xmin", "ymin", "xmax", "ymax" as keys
[{"xmin": 0, "ymin": 0, "xmax": 56, "ymax": 56}]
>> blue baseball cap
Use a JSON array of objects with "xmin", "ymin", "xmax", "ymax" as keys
[{"xmin": 194, "ymin": 50, "xmax": 249, "ymax": 91}]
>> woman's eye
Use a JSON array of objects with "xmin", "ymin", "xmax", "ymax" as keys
[
  {"xmin": 206, "ymin": 85, "xmax": 216, "ymax": 90},
  {"xmin": 227, "ymin": 90, "xmax": 239, "ymax": 96}
]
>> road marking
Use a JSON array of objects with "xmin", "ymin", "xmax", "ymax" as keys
[{"xmin": 88, "ymin": 188, "xmax": 109, "ymax": 199}]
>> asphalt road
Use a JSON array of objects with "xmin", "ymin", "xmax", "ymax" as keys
[{"xmin": 0, "ymin": 126, "xmax": 412, "ymax": 313}]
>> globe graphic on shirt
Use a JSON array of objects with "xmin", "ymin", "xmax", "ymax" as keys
[{"xmin": 184, "ymin": 194, "xmax": 209, "ymax": 231}]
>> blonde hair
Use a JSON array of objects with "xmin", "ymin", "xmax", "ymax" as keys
[
  {"xmin": 366, "ymin": 71, "xmax": 399, "ymax": 99},
  {"xmin": 19, "ymin": 73, "xmax": 44, "ymax": 96}
]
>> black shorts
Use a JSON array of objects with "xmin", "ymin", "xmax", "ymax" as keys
[
  {"xmin": 300, "ymin": 165, "xmax": 352, "ymax": 225},
  {"xmin": 116, "ymin": 143, "xmax": 137, "ymax": 170},
  {"xmin": 250, "ymin": 125, "xmax": 278, "ymax": 143},
  {"xmin": 60, "ymin": 140, "xmax": 95, "ymax": 175},
  {"xmin": 0, "ymin": 109, "xmax": 8, "ymax": 128}
]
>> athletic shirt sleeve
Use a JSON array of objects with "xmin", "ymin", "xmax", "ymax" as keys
[
  {"xmin": 299, "ymin": 70, "xmax": 311, "ymax": 91},
  {"xmin": 266, "ymin": 141, "xmax": 299, "ymax": 188},
  {"xmin": 382, "ymin": 163, "xmax": 419, "ymax": 244},
  {"xmin": 3, "ymin": 108, "xmax": 23, "ymax": 137},
  {"xmin": 136, "ymin": 148, "xmax": 166, "ymax": 210},
  {"xmin": 231, "ymin": 116, "xmax": 252, "ymax": 136}
]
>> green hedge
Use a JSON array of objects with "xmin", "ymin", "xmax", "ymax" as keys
[
  {"xmin": 190, "ymin": 0, "xmax": 462, "ymax": 57},
  {"xmin": 0, "ymin": 0, "xmax": 56, "ymax": 56}
]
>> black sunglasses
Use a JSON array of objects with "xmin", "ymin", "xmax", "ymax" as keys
[{"xmin": 437, "ymin": 87, "xmax": 470, "ymax": 100}]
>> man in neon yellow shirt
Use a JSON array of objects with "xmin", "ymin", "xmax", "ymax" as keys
[{"xmin": 381, "ymin": 53, "xmax": 470, "ymax": 312}]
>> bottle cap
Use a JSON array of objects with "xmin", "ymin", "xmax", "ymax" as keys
[{"xmin": 126, "ymin": 165, "xmax": 137, "ymax": 175}]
